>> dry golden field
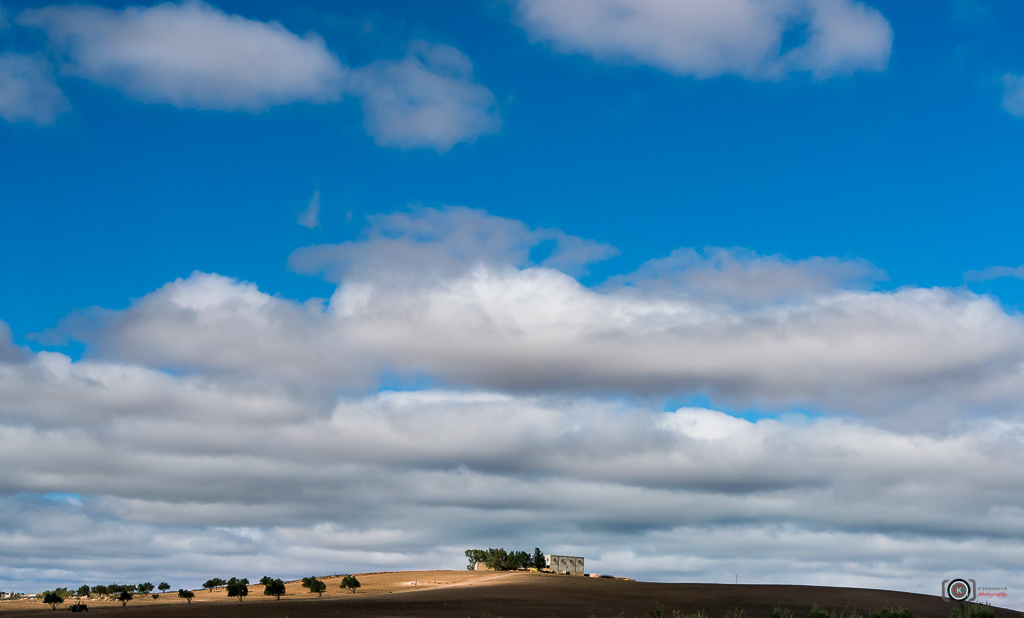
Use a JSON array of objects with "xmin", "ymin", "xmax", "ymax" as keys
[{"xmin": 0, "ymin": 570, "xmax": 1015, "ymax": 618}]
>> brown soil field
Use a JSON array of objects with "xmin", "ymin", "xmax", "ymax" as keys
[{"xmin": 0, "ymin": 571, "xmax": 1015, "ymax": 618}]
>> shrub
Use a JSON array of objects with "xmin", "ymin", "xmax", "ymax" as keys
[
  {"xmin": 870, "ymin": 608, "xmax": 916, "ymax": 618},
  {"xmin": 950, "ymin": 604, "xmax": 995, "ymax": 618},
  {"xmin": 725, "ymin": 609, "xmax": 746, "ymax": 618},
  {"xmin": 772, "ymin": 607, "xmax": 795, "ymax": 618}
]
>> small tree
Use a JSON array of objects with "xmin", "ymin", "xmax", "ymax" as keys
[
  {"xmin": 42, "ymin": 592, "xmax": 64, "ymax": 610},
  {"xmin": 225, "ymin": 578, "xmax": 248, "ymax": 602},
  {"xmin": 340, "ymin": 575, "xmax": 361, "ymax": 594},
  {"xmin": 138, "ymin": 582, "xmax": 155, "ymax": 595},
  {"xmin": 177, "ymin": 589, "xmax": 194, "ymax": 604},
  {"xmin": 117, "ymin": 591, "xmax": 133, "ymax": 606},
  {"xmin": 261, "ymin": 577, "xmax": 285, "ymax": 600},
  {"xmin": 532, "ymin": 548, "xmax": 546, "ymax": 570},
  {"xmin": 301, "ymin": 576, "xmax": 326, "ymax": 597},
  {"xmin": 75, "ymin": 585, "xmax": 90, "ymax": 598},
  {"xmin": 158, "ymin": 582, "xmax": 170, "ymax": 593},
  {"xmin": 202, "ymin": 578, "xmax": 225, "ymax": 592}
]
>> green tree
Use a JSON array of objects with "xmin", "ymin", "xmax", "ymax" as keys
[
  {"xmin": 225, "ymin": 578, "xmax": 249, "ymax": 602},
  {"xmin": 301, "ymin": 576, "xmax": 326, "ymax": 597},
  {"xmin": 202, "ymin": 578, "xmax": 225, "ymax": 592},
  {"xmin": 532, "ymin": 548, "xmax": 546, "ymax": 569},
  {"xmin": 507, "ymin": 550, "xmax": 531, "ymax": 570},
  {"xmin": 485, "ymin": 547, "xmax": 509, "ymax": 570},
  {"xmin": 260, "ymin": 577, "xmax": 286, "ymax": 600},
  {"xmin": 177, "ymin": 589, "xmax": 194, "ymax": 604},
  {"xmin": 117, "ymin": 591, "xmax": 133, "ymax": 606},
  {"xmin": 465, "ymin": 549, "xmax": 489, "ymax": 570},
  {"xmin": 42, "ymin": 592, "xmax": 64, "ymax": 610},
  {"xmin": 340, "ymin": 575, "xmax": 361, "ymax": 593},
  {"xmin": 75, "ymin": 585, "xmax": 90, "ymax": 598},
  {"xmin": 158, "ymin": 582, "xmax": 170, "ymax": 593},
  {"xmin": 138, "ymin": 582, "xmax": 155, "ymax": 595}
]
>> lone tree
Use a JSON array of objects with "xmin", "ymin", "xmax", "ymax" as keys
[
  {"xmin": 158, "ymin": 582, "xmax": 170, "ymax": 593},
  {"xmin": 202, "ymin": 578, "xmax": 225, "ymax": 592},
  {"xmin": 260, "ymin": 577, "xmax": 285, "ymax": 600},
  {"xmin": 117, "ymin": 591, "xmax": 133, "ymax": 606},
  {"xmin": 532, "ymin": 547, "xmax": 546, "ymax": 570},
  {"xmin": 42, "ymin": 592, "xmax": 64, "ymax": 610},
  {"xmin": 340, "ymin": 575, "xmax": 361, "ymax": 594},
  {"xmin": 225, "ymin": 578, "xmax": 249, "ymax": 602},
  {"xmin": 301, "ymin": 576, "xmax": 326, "ymax": 597},
  {"xmin": 177, "ymin": 589, "xmax": 194, "ymax": 604}
]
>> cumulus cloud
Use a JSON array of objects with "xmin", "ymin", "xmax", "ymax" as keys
[
  {"xmin": 290, "ymin": 205, "xmax": 618, "ymax": 282},
  {"xmin": 17, "ymin": 2, "xmax": 501, "ymax": 148},
  {"xmin": 0, "ymin": 52, "xmax": 69, "ymax": 124},
  {"xmin": 350, "ymin": 41, "xmax": 502, "ymax": 151},
  {"xmin": 514, "ymin": 0, "xmax": 892, "ymax": 79},
  {"xmin": 18, "ymin": 1, "xmax": 345, "ymax": 111},
  {"xmin": 38, "ymin": 207, "xmax": 1024, "ymax": 424}
]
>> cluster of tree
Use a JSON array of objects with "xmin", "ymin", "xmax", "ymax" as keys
[
  {"xmin": 465, "ymin": 547, "xmax": 546, "ymax": 571},
  {"xmin": 202, "ymin": 578, "xmax": 227, "ymax": 591}
]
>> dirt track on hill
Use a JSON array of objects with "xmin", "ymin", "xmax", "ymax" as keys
[{"xmin": 0, "ymin": 571, "xmax": 1015, "ymax": 618}]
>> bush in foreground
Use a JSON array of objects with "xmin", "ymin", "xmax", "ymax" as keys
[{"xmin": 950, "ymin": 604, "xmax": 995, "ymax": 618}]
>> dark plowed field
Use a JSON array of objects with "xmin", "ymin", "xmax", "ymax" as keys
[{"xmin": 1, "ymin": 573, "xmax": 1014, "ymax": 618}]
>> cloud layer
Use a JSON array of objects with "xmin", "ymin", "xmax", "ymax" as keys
[
  {"xmin": 6, "ymin": 208, "xmax": 1024, "ymax": 602},
  {"xmin": 514, "ymin": 0, "xmax": 893, "ymax": 79}
]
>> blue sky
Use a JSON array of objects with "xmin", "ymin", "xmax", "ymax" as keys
[{"xmin": 3, "ymin": 0, "xmax": 1024, "ymax": 607}]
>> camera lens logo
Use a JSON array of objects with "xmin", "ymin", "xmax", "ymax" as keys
[{"xmin": 943, "ymin": 579, "xmax": 975, "ymax": 602}]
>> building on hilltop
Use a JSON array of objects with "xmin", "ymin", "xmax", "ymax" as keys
[{"xmin": 545, "ymin": 554, "xmax": 585, "ymax": 576}]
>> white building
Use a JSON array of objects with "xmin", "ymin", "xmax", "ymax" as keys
[{"xmin": 545, "ymin": 554, "xmax": 585, "ymax": 576}]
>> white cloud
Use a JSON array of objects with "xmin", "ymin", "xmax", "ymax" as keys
[
  {"xmin": 40, "ymin": 207, "xmax": 1024, "ymax": 425},
  {"xmin": 298, "ymin": 189, "xmax": 321, "ymax": 229},
  {"xmin": 1002, "ymin": 73, "xmax": 1024, "ymax": 117},
  {"xmin": 12, "ymin": 208, "xmax": 1024, "ymax": 599},
  {"xmin": 18, "ymin": 0, "xmax": 345, "ymax": 111},
  {"xmin": 17, "ymin": 3, "xmax": 501, "ymax": 149},
  {"xmin": 964, "ymin": 263, "xmax": 1024, "ymax": 282},
  {"xmin": 0, "ymin": 52, "xmax": 69, "ymax": 125},
  {"xmin": 514, "ymin": 0, "xmax": 892, "ymax": 79},
  {"xmin": 350, "ymin": 41, "xmax": 502, "ymax": 151}
]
